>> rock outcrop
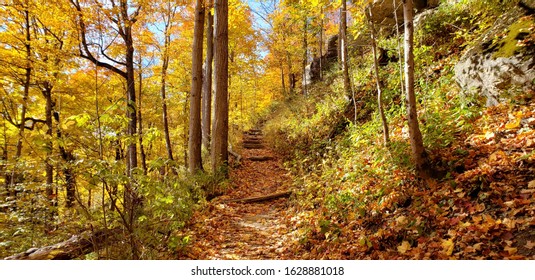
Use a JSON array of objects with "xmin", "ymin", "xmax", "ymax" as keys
[
  {"xmin": 454, "ymin": 9, "xmax": 535, "ymax": 106},
  {"xmin": 368, "ymin": 0, "xmax": 440, "ymax": 30},
  {"xmin": 308, "ymin": 35, "xmax": 339, "ymax": 83}
]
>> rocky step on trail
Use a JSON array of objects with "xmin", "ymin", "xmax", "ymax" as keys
[{"xmin": 243, "ymin": 129, "xmax": 265, "ymax": 149}]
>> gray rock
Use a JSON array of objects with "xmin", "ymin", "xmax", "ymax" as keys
[
  {"xmin": 455, "ymin": 54, "xmax": 535, "ymax": 106},
  {"xmin": 454, "ymin": 11, "xmax": 535, "ymax": 106}
]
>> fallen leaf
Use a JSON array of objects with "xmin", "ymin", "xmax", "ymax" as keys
[
  {"xmin": 397, "ymin": 241, "xmax": 411, "ymax": 254},
  {"xmin": 524, "ymin": 241, "xmax": 535, "ymax": 249},
  {"xmin": 396, "ymin": 215, "xmax": 408, "ymax": 225},
  {"xmin": 502, "ymin": 218, "xmax": 516, "ymax": 230},
  {"xmin": 442, "ymin": 238, "xmax": 455, "ymax": 256},
  {"xmin": 504, "ymin": 246, "xmax": 517, "ymax": 255}
]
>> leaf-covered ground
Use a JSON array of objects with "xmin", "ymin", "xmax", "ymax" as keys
[
  {"xmin": 287, "ymin": 100, "xmax": 535, "ymax": 259},
  {"xmin": 178, "ymin": 99, "xmax": 535, "ymax": 260},
  {"xmin": 178, "ymin": 133, "xmax": 297, "ymax": 259}
]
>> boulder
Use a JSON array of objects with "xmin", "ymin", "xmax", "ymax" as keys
[{"xmin": 454, "ymin": 10, "xmax": 535, "ymax": 106}]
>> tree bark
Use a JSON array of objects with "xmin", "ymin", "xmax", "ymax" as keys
[
  {"xmin": 211, "ymin": 0, "xmax": 229, "ymax": 175},
  {"xmin": 189, "ymin": 0, "xmax": 205, "ymax": 173},
  {"xmin": 202, "ymin": 2, "xmax": 214, "ymax": 152},
  {"xmin": 368, "ymin": 7, "xmax": 390, "ymax": 146},
  {"xmin": 403, "ymin": 0, "xmax": 429, "ymax": 176}
]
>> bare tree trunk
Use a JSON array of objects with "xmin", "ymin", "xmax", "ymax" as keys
[
  {"xmin": 368, "ymin": 7, "xmax": 390, "ymax": 146},
  {"xmin": 183, "ymin": 98, "xmax": 189, "ymax": 168},
  {"xmin": 189, "ymin": 0, "xmax": 205, "ymax": 173},
  {"xmin": 42, "ymin": 85, "xmax": 56, "ymax": 206},
  {"xmin": 10, "ymin": 5, "xmax": 32, "ymax": 192},
  {"xmin": 137, "ymin": 58, "xmax": 147, "ymax": 175},
  {"xmin": 161, "ymin": 14, "xmax": 174, "ymax": 162},
  {"xmin": 279, "ymin": 59, "xmax": 286, "ymax": 96},
  {"xmin": 211, "ymin": 0, "xmax": 229, "ymax": 176},
  {"xmin": 340, "ymin": 1, "xmax": 351, "ymax": 97},
  {"xmin": 319, "ymin": 6, "xmax": 324, "ymax": 81},
  {"xmin": 403, "ymin": 0, "xmax": 429, "ymax": 176},
  {"xmin": 286, "ymin": 52, "xmax": 295, "ymax": 94},
  {"xmin": 202, "ymin": 1, "xmax": 214, "ymax": 152},
  {"xmin": 53, "ymin": 111, "xmax": 76, "ymax": 208},
  {"xmin": 302, "ymin": 18, "xmax": 308, "ymax": 97}
]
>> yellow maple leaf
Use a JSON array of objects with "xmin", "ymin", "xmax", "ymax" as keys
[
  {"xmin": 442, "ymin": 238, "xmax": 455, "ymax": 256},
  {"xmin": 397, "ymin": 240, "xmax": 411, "ymax": 254}
]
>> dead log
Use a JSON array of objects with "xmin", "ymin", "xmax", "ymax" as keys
[
  {"xmin": 4, "ymin": 228, "xmax": 121, "ymax": 260},
  {"xmin": 247, "ymin": 156, "xmax": 274, "ymax": 162},
  {"xmin": 223, "ymin": 190, "xmax": 292, "ymax": 203}
]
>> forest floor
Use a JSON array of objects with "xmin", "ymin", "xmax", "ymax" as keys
[{"xmin": 178, "ymin": 130, "xmax": 297, "ymax": 259}]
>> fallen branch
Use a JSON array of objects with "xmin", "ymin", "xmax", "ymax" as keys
[
  {"xmin": 229, "ymin": 146, "xmax": 242, "ymax": 166},
  {"xmin": 4, "ymin": 228, "xmax": 121, "ymax": 260},
  {"xmin": 222, "ymin": 190, "xmax": 292, "ymax": 203}
]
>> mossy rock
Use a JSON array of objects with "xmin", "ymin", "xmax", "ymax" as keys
[{"xmin": 482, "ymin": 15, "xmax": 535, "ymax": 59}]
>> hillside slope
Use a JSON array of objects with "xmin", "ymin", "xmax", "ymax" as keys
[{"xmin": 262, "ymin": 0, "xmax": 535, "ymax": 259}]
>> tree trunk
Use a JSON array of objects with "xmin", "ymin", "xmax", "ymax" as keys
[
  {"xmin": 10, "ymin": 6, "xmax": 32, "ymax": 192},
  {"xmin": 124, "ymin": 28, "xmax": 138, "ymax": 177},
  {"xmin": 42, "ymin": 86, "xmax": 55, "ymax": 203},
  {"xmin": 211, "ymin": 0, "xmax": 229, "ymax": 175},
  {"xmin": 161, "ymin": 17, "xmax": 174, "ymax": 162},
  {"xmin": 138, "ymin": 58, "xmax": 147, "ymax": 175},
  {"xmin": 280, "ymin": 59, "xmax": 286, "ymax": 96},
  {"xmin": 340, "ymin": 1, "xmax": 351, "ymax": 97},
  {"xmin": 70, "ymin": 1, "xmax": 141, "ymax": 257},
  {"xmin": 302, "ymin": 18, "xmax": 308, "ymax": 97},
  {"xmin": 403, "ymin": 0, "xmax": 429, "ymax": 176},
  {"xmin": 368, "ymin": 7, "xmax": 390, "ymax": 146},
  {"xmin": 123, "ymin": 26, "xmax": 139, "ymax": 255},
  {"xmin": 202, "ymin": 2, "xmax": 214, "ymax": 152},
  {"xmin": 189, "ymin": 0, "xmax": 205, "ymax": 173},
  {"xmin": 54, "ymin": 111, "xmax": 76, "ymax": 208},
  {"xmin": 319, "ymin": 6, "xmax": 324, "ymax": 81}
]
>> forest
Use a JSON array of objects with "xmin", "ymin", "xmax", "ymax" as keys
[{"xmin": 0, "ymin": 0, "xmax": 534, "ymax": 260}]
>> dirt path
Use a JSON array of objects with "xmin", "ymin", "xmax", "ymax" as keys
[{"xmin": 180, "ymin": 130, "xmax": 296, "ymax": 259}]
